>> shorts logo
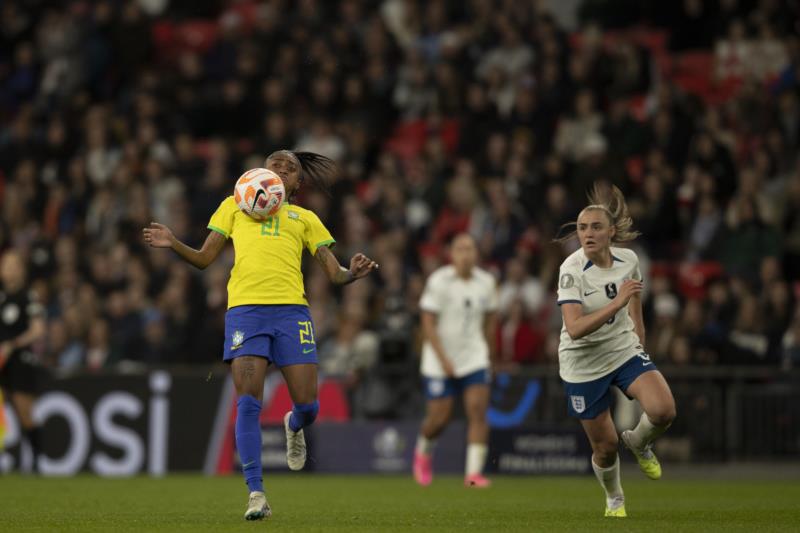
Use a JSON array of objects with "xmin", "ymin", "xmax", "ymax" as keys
[
  {"xmin": 570, "ymin": 395, "xmax": 586, "ymax": 413},
  {"xmin": 302, "ymin": 347, "xmax": 314, "ymax": 354},
  {"xmin": 428, "ymin": 379, "xmax": 445, "ymax": 397},
  {"xmin": 637, "ymin": 352, "xmax": 652, "ymax": 366},
  {"xmin": 231, "ymin": 330, "xmax": 245, "ymax": 351}
]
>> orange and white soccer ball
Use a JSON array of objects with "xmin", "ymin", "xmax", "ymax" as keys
[{"xmin": 234, "ymin": 168, "xmax": 285, "ymax": 220}]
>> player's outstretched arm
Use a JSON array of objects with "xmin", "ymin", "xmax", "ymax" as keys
[
  {"xmin": 143, "ymin": 222, "xmax": 226, "ymax": 270},
  {"xmin": 314, "ymin": 246, "xmax": 379, "ymax": 285}
]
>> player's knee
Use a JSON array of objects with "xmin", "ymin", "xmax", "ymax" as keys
[
  {"xmin": 466, "ymin": 405, "xmax": 487, "ymax": 424},
  {"xmin": 237, "ymin": 395, "xmax": 262, "ymax": 418},
  {"xmin": 429, "ymin": 413, "xmax": 449, "ymax": 431},
  {"xmin": 593, "ymin": 438, "xmax": 618, "ymax": 462},
  {"xmin": 424, "ymin": 410, "xmax": 450, "ymax": 434},
  {"xmin": 291, "ymin": 400, "xmax": 319, "ymax": 429},
  {"xmin": 649, "ymin": 406, "xmax": 676, "ymax": 428}
]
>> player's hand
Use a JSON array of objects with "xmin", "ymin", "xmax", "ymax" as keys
[
  {"xmin": 615, "ymin": 279, "xmax": 643, "ymax": 307},
  {"xmin": 143, "ymin": 222, "xmax": 175, "ymax": 248},
  {"xmin": 440, "ymin": 358, "xmax": 456, "ymax": 377},
  {"xmin": 349, "ymin": 253, "xmax": 379, "ymax": 279}
]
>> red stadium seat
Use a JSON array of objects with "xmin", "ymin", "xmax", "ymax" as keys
[
  {"xmin": 177, "ymin": 20, "xmax": 219, "ymax": 53},
  {"xmin": 677, "ymin": 261, "xmax": 724, "ymax": 300}
]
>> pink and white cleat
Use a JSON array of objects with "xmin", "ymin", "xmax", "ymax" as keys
[
  {"xmin": 464, "ymin": 474, "xmax": 492, "ymax": 488},
  {"xmin": 413, "ymin": 452, "xmax": 433, "ymax": 486}
]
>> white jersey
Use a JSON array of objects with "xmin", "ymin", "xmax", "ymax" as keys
[
  {"xmin": 556, "ymin": 247, "xmax": 644, "ymax": 383},
  {"xmin": 419, "ymin": 265, "xmax": 498, "ymax": 378}
]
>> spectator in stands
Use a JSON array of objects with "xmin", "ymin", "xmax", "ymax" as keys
[
  {"xmin": 497, "ymin": 256, "xmax": 546, "ymax": 317},
  {"xmin": 496, "ymin": 298, "xmax": 543, "ymax": 368},
  {"xmin": 318, "ymin": 310, "xmax": 379, "ymax": 382},
  {"xmin": 554, "ymin": 89, "xmax": 605, "ymax": 162},
  {"xmin": 714, "ymin": 197, "xmax": 781, "ymax": 282},
  {"xmin": 0, "ymin": 0, "xmax": 796, "ymax": 384}
]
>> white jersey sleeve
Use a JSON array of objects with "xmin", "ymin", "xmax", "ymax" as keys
[
  {"xmin": 556, "ymin": 259, "xmax": 584, "ymax": 306},
  {"xmin": 420, "ymin": 271, "xmax": 444, "ymax": 313},
  {"xmin": 632, "ymin": 258, "xmax": 642, "ymax": 282}
]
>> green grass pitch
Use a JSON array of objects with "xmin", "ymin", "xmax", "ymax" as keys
[{"xmin": 1, "ymin": 474, "xmax": 798, "ymax": 532}]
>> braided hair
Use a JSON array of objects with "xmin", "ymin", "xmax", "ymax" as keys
[{"xmin": 266, "ymin": 150, "xmax": 335, "ymax": 202}]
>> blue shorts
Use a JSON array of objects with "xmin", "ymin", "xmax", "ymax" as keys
[
  {"xmin": 563, "ymin": 353, "xmax": 657, "ymax": 419},
  {"xmin": 423, "ymin": 369, "xmax": 490, "ymax": 400},
  {"xmin": 223, "ymin": 304, "xmax": 318, "ymax": 367}
]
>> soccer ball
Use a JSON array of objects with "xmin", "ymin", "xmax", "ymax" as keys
[{"xmin": 234, "ymin": 168, "xmax": 285, "ymax": 220}]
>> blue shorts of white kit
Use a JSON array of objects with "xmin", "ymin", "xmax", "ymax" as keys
[
  {"xmin": 223, "ymin": 304, "xmax": 318, "ymax": 367},
  {"xmin": 563, "ymin": 353, "xmax": 657, "ymax": 419},
  {"xmin": 423, "ymin": 368, "xmax": 490, "ymax": 400}
]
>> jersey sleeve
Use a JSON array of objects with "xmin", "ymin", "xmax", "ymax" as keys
[
  {"xmin": 304, "ymin": 210, "xmax": 336, "ymax": 255},
  {"xmin": 556, "ymin": 262, "xmax": 583, "ymax": 305},
  {"xmin": 419, "ymin": 273, "xmax": 443, "ymax": 313},
  {"xmin": 207, "ymin": 197, "xmax": 237, "ymax": 239},
  {"xmin": 631, "ymin": 254, "xmax": 643, "ymax": 281}
]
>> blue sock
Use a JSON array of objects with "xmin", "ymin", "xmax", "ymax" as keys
[
  {"xmin": 288, "ymin": 400, "xmax": 319, "ymax": 432},
  {"xmin": 236, "ymin": 395, "xmax": 263, "ymax": 493}
]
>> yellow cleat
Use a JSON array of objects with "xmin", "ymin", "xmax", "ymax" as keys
[
  {"xmin": 604, "ymin": 505, "xmax": 627, "ymax": 518},
  {"xmin": 621, "ymin": 430, "xmax": 662, "ymax": 480}
]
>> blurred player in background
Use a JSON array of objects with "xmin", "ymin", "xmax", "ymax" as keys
[
  {"xmin": 0, "ymin": 388, "xmax": 5, "ymax": 453},
  {"xmin": 556, "ymin": 185, "xmax": 676, "ymax": 517},
  {"xmin": 144, "ymin": 150, "xmax": 378, "ymax": 520},
  {"xmin": 413, "ymin": 233, "xmax": 498, "ymax": 488},
  {"xmin": 0, "ymin": 250, "xmax": 47, "ymax": 472}
]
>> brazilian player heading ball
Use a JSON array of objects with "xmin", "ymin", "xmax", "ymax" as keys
[{"xmin": 143, "ymin": 150, "xmax": 378, "ymax": 521}]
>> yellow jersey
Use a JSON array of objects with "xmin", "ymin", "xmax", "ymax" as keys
[{"xmin": 207, "ymin": 197, "xmax": 335, "ymax": 308}]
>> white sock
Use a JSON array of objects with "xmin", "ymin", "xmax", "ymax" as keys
[
  {"xmin": 465, "ymin": 443, "xmax": 488, "ymax": 477},
  {"xmin": 629, "ymin": 412, "xmax": 670, "ymax": 449},
  {"xmin": 415, "ymin": 435, "xmax": 436, "ymax": 456},
  {"xmin": 592, "ymin": 455, "xmax": 624, "ymax": 507}
]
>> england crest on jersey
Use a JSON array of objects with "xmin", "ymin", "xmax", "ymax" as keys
[{"xmin": 570, "ymin": 395, "xmax": 586, "ymax": 413}]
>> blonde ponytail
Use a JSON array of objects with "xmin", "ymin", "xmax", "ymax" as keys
[{"xmin": 555, "ymin": 183, "xmax": 640, "ymax": 243}]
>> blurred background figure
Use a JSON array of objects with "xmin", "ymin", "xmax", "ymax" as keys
[
  {"xmin": 413, "ymin": 234, "xmax": 498, "ymax": 489},
  {"xmin": 0, "ymin": 250, "xmax": 46, "ymax": 472}
]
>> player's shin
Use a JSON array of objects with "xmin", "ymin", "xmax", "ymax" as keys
[
  {"xmin": 415, "ymin": 435, "xmax": 436, "ymax": 456},
  {"xmin": 413, "ymin": 435, "xmax": 435, "ymax": 486},
  {"xmin": 465, "ymin": 443, "xmax": 487, "ymax": 476},
  {"xmin": 592, "ymin": 454, "xmax": 624, "ymax": 507},
  {"xmin": 235, "ymin": 395, "xmax": 264, "ymax": 493}
]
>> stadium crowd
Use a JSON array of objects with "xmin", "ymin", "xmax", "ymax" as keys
[{"xmin": 1, "ymin": 0, "xmax": 799, "ymax": 394}]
